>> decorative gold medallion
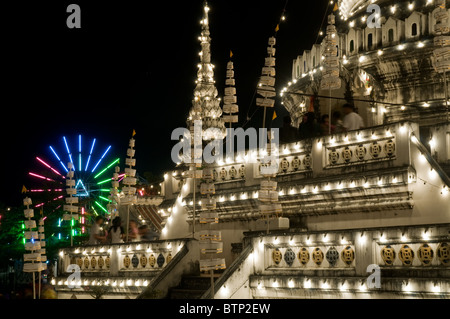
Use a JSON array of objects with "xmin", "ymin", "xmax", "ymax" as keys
[
  {"xmin": 272, "ymin": 248, "xmax": 282, "ymax": 265},
  {"xmin": 355, "ymin": 145, "xmax": 367, "ymax": 161},
  {"xmin": 292, "ymin": 157, "xmax": 301, "ymax": 170},
  {"xmin": 328, "ymin": 150, "xmax": 339, "ymax": 165},
  {"xmin": 76, "ymin": 257, "xmax": 83, "ymax": 269},
  {"xmin": 229, "ymin": 166, "xmax": 237, "ymax": 179},
  {"xmin": 140, "ymin": 255, "xmax": 147, "ymax": 268},
  {"xmin": 98, "ymin": 256, "xmax": 104, "ymax": 269},
  {"xmin": 83, "ymin": 257, "xmax": 89, "ymax": 269},
  {"xmin": 381, "ymin": 245, "xmax": 396, "ymax": 266},
  {"xmin": 149, "ymin": 254, "xmax": 156, "ymax": 267},
  {"xmin": 90, "ymin": 257, "xmax": 97, "ymax": 269},
  {"xmin": 167, "ymin": 253, "xmax": 173, "ymax": 264},
  {"xmin": 399, "ymin": 244, "xmax": 415, "ymax": 266},
  {"xmin": 123, "ymin": 255, "xmax": 131, "ymax": 268},
  {"xmin": 384, "ymin": 140, "xmax": 396, "ymax": 157},
  {"xmin": 342, "ymin": 147, "xmax": 353, "ymax": 163},
  {"xmin": 437, "ymin": 242, "xmax": 450, "ymax": 266},
  {"xmin": 312, "ymin": 247, "xmax": 324, "ymax": 266},
  {"xmin": 298, "ymin": 248, "xmax": 310, "ymax": 266},
  {"xmin": 341, "ymin": 246, "xmax": 355, "ymax": 266},
  {"xmin": 369, "ymin": 142, "xmax": 382, "ymax": 158},
  {"xmin": 280, "ymin": 158, "xmax": 289, "ymax": 172},
  {"xmin": 417, "ymin": 244, "xmax": 434, "ymax": 266},
  {"xmin": 303, "ymin": 155, "xmax": 312, "ymax": 169},
  {"xmin": 105, "ymin": 256, "xmax": 110, "ymax": 269}
]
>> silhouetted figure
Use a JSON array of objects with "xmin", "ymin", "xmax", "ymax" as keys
[
  {"xmin": 139, "ymin": 225, "xmax": 160, "ymax": 241},
  {"xmin": 320, "ymin": 114, "xmax": 336, "ymax": 135},
  {"xmin": 299, "ymin": 112, "xmax": 321, "ymax": 139},
  {"xmin": 332, "ymin": 111, "xmax": 344, "ymax": 133},
  {"xmin": 342, "ymin": 104, "xmax": 364, "ymax": 131},
  {"xmin": 280, "ymin": 115, "xmax": 299, "ymax": 143},
  {"xmin": 108, "ymin": 217, "xmax": 124, "ymax": 244}
]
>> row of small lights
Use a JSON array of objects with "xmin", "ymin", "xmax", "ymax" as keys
[
  {"xmin": 339, "ymin": 0, "xmax": 435, "ymax": 21},
  {"xmin": 52, "ymin": 278, "xmax": 149, "ymax": 288},
  {"xmin": 180, "ymin": 175, "xmax": 412, "ymax": 207},
  {"xmin": 64, "ymin": 242, "xmax": 181, "ymax": 256},
  {"xmin": 345, "ymin": 0, "xmax": 435, "ymax": 28},
  {"xmin": 284, "ymin": 38, "xmax": 428, "ymax": 98},
  {"xmin": 170, "ymin": 129, "xmax": 399, "ymax": 172},
  {"xmin": 253, "ymin": 278, "xmax": 442, "ymax": 293},
  {"xmin": 261, "ymin": 228, "xmax": 437, "ymax": 247}
]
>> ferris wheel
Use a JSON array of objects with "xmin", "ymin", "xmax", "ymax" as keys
[{"xmin": 27, "ymin": 135, "xmax": 122, "ymax": 238}]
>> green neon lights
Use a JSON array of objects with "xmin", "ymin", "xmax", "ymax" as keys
[{"xmin": 94, "ymin": 158, "xmax": 120, "ymax": 179}]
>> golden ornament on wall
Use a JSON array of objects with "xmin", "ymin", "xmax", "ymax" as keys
[
  {"xmin": 417, "ymin": 244, "xmax": 434, "ymax": 266},
  {"xmin": 229, "ymin": 166, "xmax": 237, "ymax": 179},
  {"xmin": 328, "ymin": 150, "xmax": 339, "ymax": 165},
  {"xmin": 239, "ymin": 165, "xmax": 245, "ymax": 178},
  {"xmin": 384, "ymin": 140, "xmax": 396, "ymax": 157},
  {"xmin": 98, "ymin": 256, "xmax": 104, "ymax": 269},
  {"xmin": 105, "ymin": 256, "xmax": 110, "ymax": 269},
  {"xmin": 312, "ymin": 247, "xmax": 324, "ymax": 266},
  {"xmin": 76, "ymin": 257, "xmax": 83, "ymax": 269},
  {"xmin": 369, "ymin": 142, "xmax": 382, "ymax": 158},
  {"xmin": 219, "ymin": 168, "xmax": 227, "ymax": 180},
  {"xmin": 90, "ymin": 257, "xmax": 97, "ymax": 269},
  {"xmin": 280, "ymin": 158, "xmax": 289, "ymax": 172},
  {"xmin": 140, "ymin": 255, "xmax": 147, "ymax": 268},
  {"xmin": 149, "ymin": 254, "xmax": 156, "ymax": 267},
  {"xmin": 298, "ymin": 248, "xmax": 310, "ymax": 266},
  {"xmin": 341, "ymin": 245, "xmax": 355, "ymax": 266},
  {"xmin": 303, "ymin": 155, "xmax": 312, "ymax": 169},
  {"xmin": 399, "ymin": 244, "xmax": 415, "ymax": 266},
  {"xmin": 292, "ymin": 157, "xmax": 301, "ymax": 170},
  {"xmin": 437, "ymin": 242, "xmax": 450, "ymax": 266},
  {"xmin": 272, "ymin": 248, "xmax": 282, "ymax": 265},
  {"xmin": 83, "ymin": 257, "xmax": 89, "ymax": 269},
  {"xmin": 167, "ymin": 253, "xmax": 173, "ymax": 264},
  {"xmin": 342, "ymin": 147, "xmax": 353, "ymax": 163},
  {"xmin": 381, "ymin": 245, "xmax": 396, "ymax": 266},
  {"xmin": 355, "ymin": 145, "xmax": 367, "ymax": 161},
  {"xmin": 123, "ymin": 255, "xmax": 131, "ymax": 268}
]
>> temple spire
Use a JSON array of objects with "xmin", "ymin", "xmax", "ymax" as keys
[{"xmin": 187, "ymin": 1, "xmax": 226, "ymax": 141}]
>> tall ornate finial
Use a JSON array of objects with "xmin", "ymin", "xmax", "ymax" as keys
[{"xmin": 187, "ymin": 1, "xmax": 226, "ymax": 141}]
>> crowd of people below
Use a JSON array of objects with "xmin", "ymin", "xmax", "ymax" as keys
[
  {"xmin": 280, "ymin": 103, "xmax": 365, "ymax": 143},
  {"xmin": 87, "ymin": 215, "xmax": 160, "ymax": 245}
]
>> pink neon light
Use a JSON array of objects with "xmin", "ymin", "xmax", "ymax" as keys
[
  {"xmin": 43, "ymin": 217, "xmax": 47, "ymax": 221},
  {"xmin": 35, "ymin": 203, "xmax": 44, "ymax": 208},
  {"xmin": 30, "ymin": 188, "xmax": 63, "ymax": 192},
  {"xmin": 139, "ymin": 190, "xmax": 144, "ymax": 196},
  {"xmin": 29, "ymin": 172, "xmax": 55, "ymax": 182},
  {"xmin": 36, "ymin": 157, "xmax": 64, "ymax": 178}
]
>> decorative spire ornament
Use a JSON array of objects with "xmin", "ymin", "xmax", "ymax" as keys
[
  {"xmin": 223, "ymin": 53, "xmax": 239, "ymax": 126},
  {"xmin": 187, "ymin": 2, "xmax": 226, "ymax": 141},
  {"xmin": 107, "ymin": 165, "xmax": 121, "ymax": 218},
  {"xmin": 122, "ymin": 132, "xmax": 138, "ymax": 241},
  {"xmin": 321, "ymin": 13, "xmax": 341, "ymax": 134},
  {"xmin": 22, "ymin": 197, "xmax": 47, "ymax": 299},
  {"xmin": 432, "ymin": 0, "xmax": 450, "ymax": 120},
  {"xmin": 63, "ymin": 162, "xmax": 79, "ymax": 246},
  {"xmin": 254, "ymin": 22, "xmax": 288, "ymax": 233},
  {"xmin": 184, "ymin": 2, "xmax": 226, "ymax": 299}
]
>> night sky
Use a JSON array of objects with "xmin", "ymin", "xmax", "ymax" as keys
[{"xmin": 1, "ymin": 0, "xmax": 328, "ymax": 206}]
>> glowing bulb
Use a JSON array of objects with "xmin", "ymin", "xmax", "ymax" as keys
[
  {"xmin": 288, "ymin": 280, "xmax": 294, "ymax": 288},
  {"xmin": 304, "ymin": 279, "xmax": 312, "ymax": 289}
]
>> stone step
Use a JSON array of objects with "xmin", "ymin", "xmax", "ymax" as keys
[{"xmin": 168, "ymin": 288, "xmax": 205, "ymax": 299}]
